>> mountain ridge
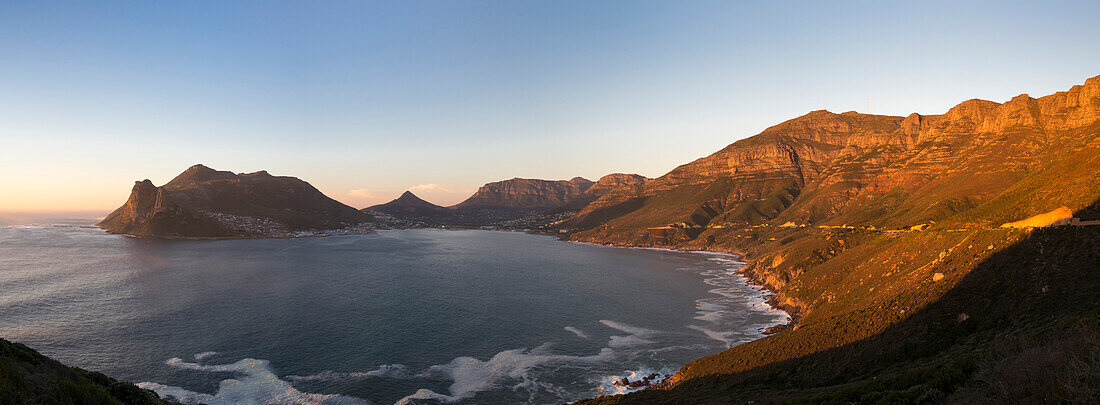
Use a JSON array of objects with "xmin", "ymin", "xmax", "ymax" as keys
[
  {"xmin": 573, "ymin": 74, "xmax": 1100, "ymax": 403},
  {"xmin": 452, "ymin": 177, "xmax": 596, "ymax": 212}
]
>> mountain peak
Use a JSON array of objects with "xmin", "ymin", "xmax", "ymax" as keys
[
  {"xmin": 166, "ymin": 164, "xmax": 237, "ymax": 188},
  {"xmin": 366, "ymin": 190, "xmax": 449, "ymax": 217}
]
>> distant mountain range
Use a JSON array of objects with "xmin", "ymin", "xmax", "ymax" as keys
[
  {"xmin": 99, "ymin": 165, "xmax": 649, "ymax": 235},
  {"xmin": 363, "ymin": 174, "xmax": 649, "ymax": 228},
  {"xmin": 454, "ymin": 177, "xmax": 596, "ymax": 211}
]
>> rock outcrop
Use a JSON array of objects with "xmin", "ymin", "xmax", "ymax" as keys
[{"xmin": 98, "ymin": 164, "xmax": 370, "ymax": 237}]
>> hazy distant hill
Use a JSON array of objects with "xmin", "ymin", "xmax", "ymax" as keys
[
  {"xmin": 452, "ymin": 177, "xmax": 595, "ymax": 212},
  {"xmin": 368, "ymin": 175, "xmax": 648, "ymax": 228},
  {"xmin": 576, "ymin": 75, "xmax": 1100, "ymax": 403},
  {"xmin": 368, "ymin": 190, "xmax": 450, "ymax": 216},
  {"xmin": 98, "ymin": 164, "xmax": 371, "ymax": 237}
]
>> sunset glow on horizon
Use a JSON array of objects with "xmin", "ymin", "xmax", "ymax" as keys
[{"xmin": 2, "ymin": 1, "xmax": 1099, "ymax": 212}]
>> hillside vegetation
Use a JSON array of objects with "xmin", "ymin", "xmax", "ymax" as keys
[
  {"xmin": 571, "ymin": 75, "xmax": 1100, "ymax": 403},
  {"xmin": 0, "ymin": 338, "xmax": 169, "ymax": 405}
]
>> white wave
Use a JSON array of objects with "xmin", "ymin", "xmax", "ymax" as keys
[
  {"xmin": 194, "ymin": 351, "xmax": 217, "ymax": 360},
  {"xmin": 137, "ymin": 356, "xmax": 369, "ymax": 405},
  {"xmin": 286, "ymin": 364, "xmax": 412, "ymax": 382},
  {"xmin": 599, "ymin": 320, "xmax": 659, "ymax": 347},
  {"xmin": 564, "ymin": 326, "xmax": 589, "ymax": 339},
  {"xmin": 598, "ymin": 320, "xmax": 656, "ymax": 337},
  {"xmin": 687, "ymin": 260, "xmax": 790, "ymax": 348},
  {"xmin": 394, "ymin": 344, "xmax": 616, "ymax": 404},
  {"xmin": 607, "ymin": 335, "xmax": 654, "ymax": 348},
  {"xmin": 687, "ymin": 325, "xmax": 736, "ymax": 347}
]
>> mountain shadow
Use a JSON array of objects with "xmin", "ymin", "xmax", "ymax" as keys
[{"xmin": 579, "ymin": 199, "xmax": 1100, "ymax": 404}]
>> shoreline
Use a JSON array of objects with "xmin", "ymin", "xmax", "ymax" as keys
[
  {"xmin": 99, "ymin": 227, "xmax": 375, "ymax": 240},
  {"xmin": 558, "ymin": 236, "xmax": 798, "ymax": 397},
  {"xmin": 560, "ymin": 236, "xmax": 802, "ymax": 335}
]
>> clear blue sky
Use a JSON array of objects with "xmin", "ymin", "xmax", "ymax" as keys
[{"xmin": 1, "ymin": 0, "xmax": 1098, "ymax": 211}]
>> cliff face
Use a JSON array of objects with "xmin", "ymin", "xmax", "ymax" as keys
[
  {"xmin": 573, "ymin": 75, "xmax": 1100, "ymax": 404},
  {"xmin": 584, "ymin": 173, "xmax": 648, "ymax": 198},
  {"xmin": 563, "ymin": 75, "xmax": 1100, "ymax": 244},
  {"xmin": 97, "ymin": 179, "xmax": 232, "ymax": 237},
  {"xmin": 452, "ymin": 177, "xmax": 595, "ymax": 211},
  {"xmin": 98, "ymin": 165, "xmax": 370, "ymax": 237}
]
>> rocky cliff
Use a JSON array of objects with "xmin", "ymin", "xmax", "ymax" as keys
[
  {"xmin": 575, "ymin": 75, "xmax": 1100, "ymax": 403},
  {"xmin": 98, "ymin": 164, "xmax": 370, "ymax": 237},
  {"xmin": 563, "ymin": 75, "xmax": 1100, "ymax": 243}
]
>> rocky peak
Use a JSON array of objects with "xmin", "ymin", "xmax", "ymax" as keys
[
  {"xmin": 755, "ymin": 109, "xmax": 905, "ymax": 149},
  {"xmin": 900, "ymin": 113, "xmax": 929, "ymax": 137},
  {"xmin": 165, "ymin": 164, "xmax": 238, "ymax": 188},
  {"xmin": 944, "ymin": 99, "xmax": 1000, "ymax": 124},
  {"xmin": 133, "ymin": 179, "xmax": 156, "ymax": 192},
  {"xmin": 981, "ymin": 93, "xmax": 1041, "ymax": 132},
  {"xmin": 585, "ymin": 173, "xmax": 648, "ymax": 197},
  {"xmin": 1033, "ymin": 74, "xmax": 1100, "ymax": 130}
]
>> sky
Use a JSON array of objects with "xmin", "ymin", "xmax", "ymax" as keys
[{"xmin": 1, "ymin": 1, "xmax": 1098, "ymax": 212}]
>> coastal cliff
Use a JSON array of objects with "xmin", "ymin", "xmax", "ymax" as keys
[
  {"xmin": 98, "ymin": 164, "xmax": 371, "ymax": 238},
  {"xmin": 574, "ymin": 75, "xmax": 1100, "ymax": 403}
]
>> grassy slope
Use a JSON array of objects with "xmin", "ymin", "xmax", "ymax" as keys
[
  {"xmin": 579, "ymin": 221, "xmax": 1099, "ymax": 404},
  {"xmin": 0, "ymin": 338, "xmax": 169, "ymax": 405}
]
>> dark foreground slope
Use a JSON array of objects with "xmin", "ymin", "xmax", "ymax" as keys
[
  {"xmin": 581, "ymin": 213, "xmax": 1100, "ymax": 404},
  {"xmin": 573, "ymin": 76, "xmax": 1100, "ymax": 403},
  {"xmin": 99, "ymin": 164, "xmax": 371, "ymax": 237},
  {"xmin": 1, "ymin": 338, "xmax": 169, "ymax": 405}
]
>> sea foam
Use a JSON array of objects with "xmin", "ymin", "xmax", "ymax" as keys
[{"xmin": 137, "ymin": 356, "xmax": 369, "ymax": 405}]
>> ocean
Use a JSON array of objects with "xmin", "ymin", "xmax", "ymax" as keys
[{"xmin": 0, "ymin": 216, "xmax": 786, "ymax": 404}]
